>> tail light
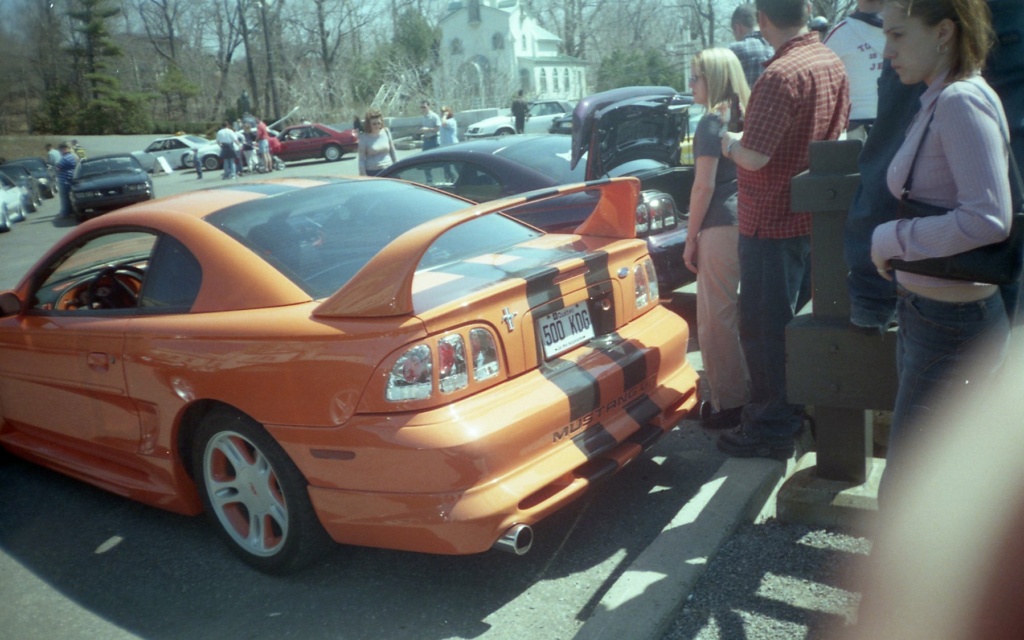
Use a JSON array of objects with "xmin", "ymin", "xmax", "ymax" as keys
[
  {"xmin": 634, "ymin": 257, "xmax": 660, "ymax": 308},
  {"xmin": 385, "ymin": 327, "xmax": 502, "ymax": 403},
  {"xmin": 635, "ymin": 190, "xmax": 679, "ymax": 236},
  {"xmin": 386, "ymin": 345, "xmax": 433, "ymax": 401}
]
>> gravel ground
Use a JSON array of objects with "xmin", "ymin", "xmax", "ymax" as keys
[{"xmin": 662, "ymin": 521, "xmax": 871, "ymax": 640}]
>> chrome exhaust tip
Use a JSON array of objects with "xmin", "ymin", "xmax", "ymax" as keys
[{"xmin": 492, "ymin": 524, "xmax": 533, "ymax": 556}]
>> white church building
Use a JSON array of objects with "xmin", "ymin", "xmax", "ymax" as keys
[{"xmin": 439, "ymin": 0, "xmax": 588, "ymax": 109}]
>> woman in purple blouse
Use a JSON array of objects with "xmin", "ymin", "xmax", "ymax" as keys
[{"xmin": 871, "ymin": 0, "xmax": 1012, "ymax": 497}]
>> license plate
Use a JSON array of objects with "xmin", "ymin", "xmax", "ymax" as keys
[{"xmin": 538, "ymin": 301, "xmax": 595, "ymax": 359}]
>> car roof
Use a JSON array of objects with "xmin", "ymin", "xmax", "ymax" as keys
[
  {"xmin": 384, "ymin": 135, "xmax": 574, "ymax": 185},
  {"xmin": 7, "ymin": 157, "xmax": 47, "ymax": 167}
]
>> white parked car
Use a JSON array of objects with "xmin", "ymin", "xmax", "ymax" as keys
[
  {"xmin": 464, "ymin": 100, "xmax": 575, "ymax": 138},
  {"xmin": 131, "ymin": 135, "xmax": 212, "ymax": 172},
  {"xmin": 0, "ymin": 173, "xmax": 26, "ymax": 225}
]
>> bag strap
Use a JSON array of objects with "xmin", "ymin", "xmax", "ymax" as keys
[
  {"xmin": 904, "ymin": 86, "xmax": 1023, "ymax": 210},
  {"xmin": 902, "ymin": 111, "xmax": 934, "ymax": 197},
  {"xmin": 975, "ymin": 87, "xmax": 1024, "ymax": 211}
]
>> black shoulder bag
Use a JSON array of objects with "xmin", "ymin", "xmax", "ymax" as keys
[{"xmin": 888, "ymin": 105, "xmax": 1024, "ymax": 286}]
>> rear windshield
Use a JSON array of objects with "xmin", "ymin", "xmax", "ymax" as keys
[
  {"xmin": 9, "ymin": 158, "xmax": 47, "ymax": 170},
  {"xmin": 77, "ymin": 157, "xmax": 141, "ymax": 177},
  {"xmin": 206, "ymin": 180, "xmax": 542, "ymax": 299}
]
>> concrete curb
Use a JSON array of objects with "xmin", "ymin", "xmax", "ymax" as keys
[{"xmin": 575, "ymin": 457, "xmax": 789, "ymax": 640}]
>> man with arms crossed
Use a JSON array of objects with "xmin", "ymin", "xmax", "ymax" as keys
[{"xmin": 718, "ymin": 0, "xmax": 850, "ymax": 459}]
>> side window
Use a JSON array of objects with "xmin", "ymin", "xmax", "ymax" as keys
[
  {"xmin": 389, "ymin": 162, "xmax": 502, "ymax": 201},
  {"xmin": 31, "ymin": 231, "xmax": 158, "ymax": 313},
  {"xmin": 138, "ymin": 235, "xmax": 202, "ymax": 312},
  {"xmin": 451, "ymin": 164, "xmax": 502, "ymax": 202},
  {"xmin": 389, "ymin": 162, "xmax": 459, "ymax": 190}
]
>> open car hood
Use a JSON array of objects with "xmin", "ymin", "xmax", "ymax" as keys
[{"xmin": 570, "ymin": 86, "xmax": 692, "ymax": 178}]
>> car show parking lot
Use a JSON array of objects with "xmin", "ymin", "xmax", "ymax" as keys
[
  {"xmin": 0, "ymin": 133, "xmax": 870, "ymax": 640},
  {"xmin": 0, "ymin": 133, "xmax": 722, "ymax": 638}
]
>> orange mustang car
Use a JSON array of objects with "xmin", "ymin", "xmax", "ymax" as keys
[{"xmin": 0, "ymin": 176, "xmax": 699, "ymax": 573}]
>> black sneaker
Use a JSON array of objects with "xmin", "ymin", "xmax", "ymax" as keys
[{"xmin": 717, "ymin": 425, "xmax": 794, "ymax": 460}]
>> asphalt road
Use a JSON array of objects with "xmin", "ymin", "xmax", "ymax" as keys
[{"xmin": 0, "ymin": 136, "xmax": 733, "ymax": 640}]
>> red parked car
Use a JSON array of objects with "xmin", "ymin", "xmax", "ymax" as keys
[{"xmin": 275, "ymin": 123, "xmax": 358, "ymax": 163}]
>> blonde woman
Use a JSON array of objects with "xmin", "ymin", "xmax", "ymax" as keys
[
  {"xmin": 357, "ymin": 109, "xmax": 397, "ymax": 176},
  {"xmin": 684, "ymin": 48, "xmax": 752, "ymax": 429}
]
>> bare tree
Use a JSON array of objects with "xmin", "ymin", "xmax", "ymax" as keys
[
  {"xmin": 207, "ymin": 0, "xmax": 245, "ymax": 119},
  {"xmin": 813, "ymin": 0, "xmax": 858, "ymax": 25},
  {"xmin": 524, "ymin": 0, "xmax": 612, "ymax": 60},
  {"xmin": 135, "ymin": 0, "xmax": 185, "ymax": 62},
  {"xmin": 281, "ymin": 0, "xmax": 378, "ymax": 110}
]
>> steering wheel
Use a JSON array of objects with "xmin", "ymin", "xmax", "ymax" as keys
[{"xmin": 85, "ymin": 263, "xmax": 145, "ymax": 309}]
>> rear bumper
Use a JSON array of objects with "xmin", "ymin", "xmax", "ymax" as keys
[{"xmin": 279, "ymin": 307, "xmax": 700, "ymax": 555}]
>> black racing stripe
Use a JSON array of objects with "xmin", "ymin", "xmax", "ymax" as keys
[
  {"xmin": 625, "ymin": 396, "xmax": 662, "ymax": 430},
  {"xmin": 525, "ymin": 267, "xmax": 561, "ymax": 309},
  {"xmin": 545, "ymin": 359, "xmax": 608, "ymax": 459},
  {"xmin": 545, "ymin": 360, "xmax": 601, "ymax": 421},
  {"xmin": 582, "ymin": 251, "xmax": 611, "ymax": 287},
  {"xmin": 571, "ymin": 422, "xmax": 617, "ymax": 458},
  {"xmin": 602, "ymin": 338, "xmax": 648, "ymax": 392}
]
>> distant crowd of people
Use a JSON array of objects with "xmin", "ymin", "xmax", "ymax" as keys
[{"xmin": 215, "ymin": 116, "xmax": 277, "ymax": 180}]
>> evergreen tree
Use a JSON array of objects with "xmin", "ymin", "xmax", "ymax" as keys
[{"xmin": 66, "ymin": 0, "xmax": 151, "ymax": 134}]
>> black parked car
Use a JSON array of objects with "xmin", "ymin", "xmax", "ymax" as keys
[
  {"xmin": 4, "ymin": 156, "xmax": 57, "ymax": 198},
  {"xmin": 548, "ymin": 114, "xmax": 572, "ymax": 135},
  {"xmin": 0, "ymin": 164, "xmax": 43, "ymax": 213},
  {"xmin": 382, "ymin": 86, "xmax": 698, "ymax": 292},
  {"xmin": 69, "ymin": 154, "xmax": 154, "ymax": 220}
]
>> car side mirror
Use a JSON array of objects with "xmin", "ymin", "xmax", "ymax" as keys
[{"xmin": 0, "ymin": 291, "xmax": 22, "ymax": 317}]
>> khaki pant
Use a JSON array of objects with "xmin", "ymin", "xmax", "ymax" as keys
[{"xmin": 695, "ymin": 224, "xmax": 750, "ymax": 411}]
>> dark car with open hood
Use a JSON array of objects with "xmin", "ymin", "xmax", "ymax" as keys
[{"xmin": 382, "ymin": 86, "xmax": 698, "ymax": 292}]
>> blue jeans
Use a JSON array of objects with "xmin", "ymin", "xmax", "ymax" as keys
[
  {"xmin": 881, "ymin": 288, "xmax": 1009, "ymax": 500},
  {"xmin": 844, "ymin": 62, "xmax": 924, "ymax": 329},
  {"xmin": 58, "ymin": 183, "xmax": 73, "ymax": 217},
  {"xmin": 737, "ymin": 234, "xmax": 811, "ymax": 442},
  {"xmin": 220, "ymin": 144, "xmax": 236, "ymax": 178}
]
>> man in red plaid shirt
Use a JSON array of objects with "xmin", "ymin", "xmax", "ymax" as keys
[{"xmin": 718, "ymin": 0, "xmax": 850, "ymax": 459}]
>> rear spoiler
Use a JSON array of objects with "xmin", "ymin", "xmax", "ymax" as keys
[{"xmin": 312, "ymin": 177, "xmax": 640, "ymax": 318}]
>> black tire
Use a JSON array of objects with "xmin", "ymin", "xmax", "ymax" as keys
[
  {"xmin": 192, "ymin": 408, "xmax": 333, "ymax": 573},
  {"xmin": 0, "ymin": 205, "xmax": 12, "ymax": 233},
  {"xmin": 24, "ymin": 195, "xmax": 37, "ymax": 214},
  {"xmin": 496, "ymin": 127, "xmax": 515, "ymax": 137},
  {"xmin": 9, "ymin": 202, "xmax": 24, "ymax": 223},
  {"xmin": 323, "ymin": 144, "xmax": 342, "ymax": 161},
  {"xmin": 202, "ymin": 155, "xmax": 221, "ymax": 172}
]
